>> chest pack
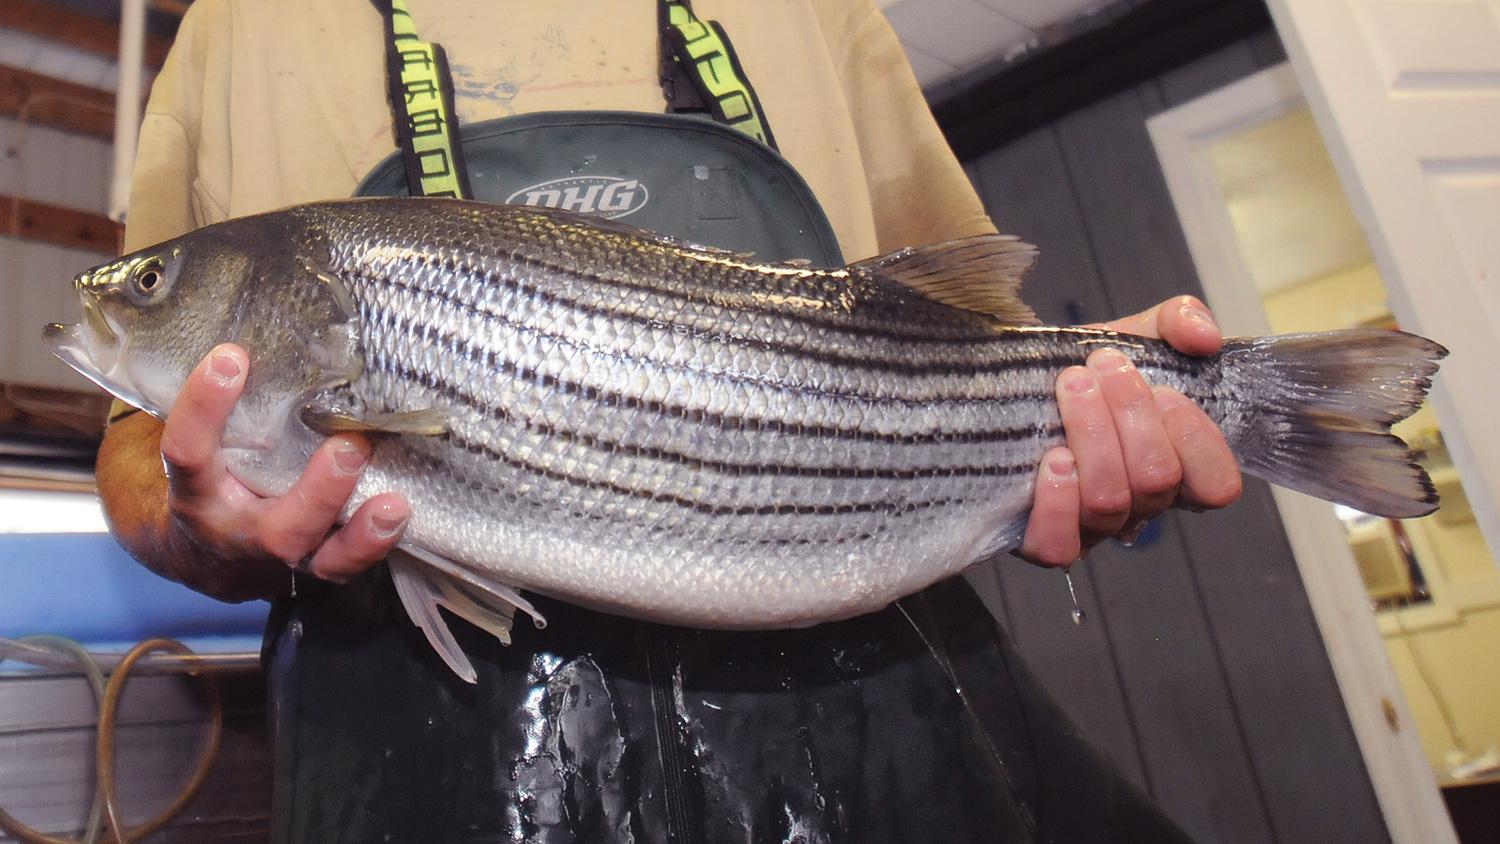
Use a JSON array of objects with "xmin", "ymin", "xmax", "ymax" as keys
[{"xmin": 358, "ymin": 0, "xmax": 843, "ymax": 267}]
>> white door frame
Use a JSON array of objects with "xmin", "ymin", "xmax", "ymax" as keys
[{"xmin": 1147, "ymin": 64, "xmax": 1458, "ymax": 844}]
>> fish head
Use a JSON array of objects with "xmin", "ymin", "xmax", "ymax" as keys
[{"xmin": 43, "ymin": 212, "xmax": 364, "ymax": 449}]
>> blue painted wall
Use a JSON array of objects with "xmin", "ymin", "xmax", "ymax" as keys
[{"xmin": 0, "ymin": 533, "xmax": 269, "ymax": 643}]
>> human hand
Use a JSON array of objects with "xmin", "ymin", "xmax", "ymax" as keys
[
  {"xmin": 1017, "ymin": 296, "xmax": 1242, "ymax": 566},
  {"xmin": 156, "ymin": 343, "xmax": 410, "ymax": 595}
]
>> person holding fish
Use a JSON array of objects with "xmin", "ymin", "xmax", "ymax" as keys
[{"xmin": 83, "ymin": 0, "xmax": 1271, "ymax": 842}]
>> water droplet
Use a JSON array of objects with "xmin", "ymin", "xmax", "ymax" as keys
[{"xmin": 1062, "ymin": 566, "xmax": 1085, "ymax": 625}]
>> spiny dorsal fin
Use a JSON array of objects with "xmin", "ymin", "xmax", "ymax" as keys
[{"xmin": 852, "ymin": 234, "xmax": 1041, "ymax": 326}]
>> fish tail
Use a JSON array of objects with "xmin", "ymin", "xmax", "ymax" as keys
[{"xmin": 1216, "ymin": 329, "xmax": 1448, "ymax": 519}]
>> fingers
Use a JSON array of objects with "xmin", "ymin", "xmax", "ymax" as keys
[
  {"xmin": 1018, "ymin": 448, "xmax": 1081, "ymax": 567},
  {"xmin": 1055, "ymin": 364, "xmax": 1131, "ymax": 544},
  {"xmin": 1038, "ymin": 296, "xmax": 1231, "ymax": 562},
  {"xmin": 259, "ymin": 436, "xmax": 374, "ymax": 562},
  {"xmin": 159, "ymin": 344, "xmax": 405, "ymax": 586},
  {"xmin": 303, "ymin": 493, "xmax": 411, "ymax": 582},
  {"xmin": 1089, "ymin": 348, "xmax": 1182, "ymax": 531},
  {"xmin": 250, "ymin": 435, "xmax": 411, "ymax": 582},
  {"xmin": 1097, "ymin": 296, "xmax": 1223, "ymax": 356},
  {"xmin": 160, "ymin": 344, "xmax": 247, "ymax": 506},
  {"xmin": 1154, "ymin": 387, "xmax": 1242, "ymax": 511},
  {"xmin": 1053, "ymin": 347, "xmax": 1187, "ymax": 554}
]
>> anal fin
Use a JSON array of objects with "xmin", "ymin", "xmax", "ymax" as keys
[{"xmin": 388, "ymin": 545, "xmax": 547, "ymax": 684}]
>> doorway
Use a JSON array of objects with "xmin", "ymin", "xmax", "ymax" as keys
[{"xmin": 1149, "ymin": 62, "xmax": 1499, "ymax": 843}]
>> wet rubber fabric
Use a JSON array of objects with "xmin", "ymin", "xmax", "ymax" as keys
[{"xmin": 265, "ymin": 573, "xmax": 1195, "ymax": 844}]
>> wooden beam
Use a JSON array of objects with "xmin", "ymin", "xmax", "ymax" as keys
[
  {"xmin": 0, "ymin": 63, "xmax": 116, "ymax": 140},
  {"xmin": 0, "ymin": 0, "xmax": 173, "ymax": 67},
  {"xmin": 0, "ymin": 193, "xmax": 121, "ymax": 255},
  {"xmin": 150, "ymin": 0, "xmax": 192, "ymax": 18},
  {"xmin": 0, "ymin": 383, "xmax": 111, "ymax": 447}
]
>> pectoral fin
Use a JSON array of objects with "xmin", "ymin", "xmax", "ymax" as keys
[{"xmin": 301, "ymin": 406, "xmax": 449, "ymax": 437}]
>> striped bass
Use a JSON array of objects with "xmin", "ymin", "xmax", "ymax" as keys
[{"xmin": 44, "ymin": 198, "xmax": 1447, "ymax": 681}]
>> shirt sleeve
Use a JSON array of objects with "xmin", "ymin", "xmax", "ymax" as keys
[
  {"xmin": 825, "ymin": 2, "xmax": 997, "ymax": 251},
  {"xmin": 121, "ymin": 0, "xmax": 231, "ymax": 252}
]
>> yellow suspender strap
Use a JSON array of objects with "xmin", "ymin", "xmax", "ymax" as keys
[
  {"xmin": 659, "ymin": 0, "xmax": 778, "ymax": 150},
  {"xmin": 375, "ymin": 0, "xmax": 472, "ymax": 198}
]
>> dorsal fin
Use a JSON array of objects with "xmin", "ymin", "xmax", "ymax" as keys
[{"xmin": 851, "ymin": 234, "xmax": 1041, "ymax": 326}]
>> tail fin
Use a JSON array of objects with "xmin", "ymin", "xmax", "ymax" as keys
[{"xmin": 1217, "ymin": 329, "xmax": 1448, "ymax": 519}]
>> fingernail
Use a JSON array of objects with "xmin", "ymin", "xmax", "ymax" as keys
[
  {"xmin": 1047, "ymin": 453, "xmax": 1076, "ymax": 479},
  {"xmin": 1061, "ymin": 369, "xmax": 1094, "ymax": 395},
  {"xmin": 1183, "ymin": 299, "xmax": 1216, "ymax": 327},
  {"xmin": 371, "ymin": 511, "xmax": 407, "ymax": 540},
  {"xmin": 1089, "ymin": 347, "xmax": 1131, "ymax": 374},
  {"xmin": 1152, "ymin": 385, "xmax": 1189, "ymax": 411},
  {"xmin": 207, "ymin": 351, "xmax": 242, "ymax": 386},
  {"xmin": 332, "ymin": 442, "xmax": 366, "ymax": 475}
]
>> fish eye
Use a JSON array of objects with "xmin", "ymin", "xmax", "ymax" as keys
[{"xmin": 132, "ymin": 260, "xmax": 165, "ymax": 298}]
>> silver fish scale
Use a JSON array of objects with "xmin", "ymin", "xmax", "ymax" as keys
[{"xmin": 304, "ymin": 202, "xmax": 1205, "ymax": 624}]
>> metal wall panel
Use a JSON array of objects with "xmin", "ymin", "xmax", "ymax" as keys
[{"xmin": 0, "ymin": 672, "xmax": 272, "ymax": 844}]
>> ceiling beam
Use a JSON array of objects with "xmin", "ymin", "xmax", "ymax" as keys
[
  {"xmin": 0, "ymin": 383, "xmax": 111, "ymax": 450},
  {"xmin": 0, "ymin": 0, "xmax": 173, "ymax": 67},
  {"xmin": 0, "ymin": 63, "xmax": 117, "ymax": 140},
  {"xmin": 932, "ymin": 0, "xmax": 1274, "ymax": 160},
  {"xmin": 0, "ymin": 192, "xmax": 122, "ymax": 255},
  {"xmin": 150, "ymin": 1, "xmax": 192, "ymax": 17}
]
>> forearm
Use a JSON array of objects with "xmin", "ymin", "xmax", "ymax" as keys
[{"xmin": 95, "ymin": 410, "xmax": 290, "ymax": 602}]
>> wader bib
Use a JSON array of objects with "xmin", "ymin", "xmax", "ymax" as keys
[{"xmin": 263, "ymin": 3, "xmax": 1197, "ymax": 842}]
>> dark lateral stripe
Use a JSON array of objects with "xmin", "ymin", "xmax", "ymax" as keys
[
  {"xmin": 356, "ymin": 270, "xmax": 1139, "ymax": 404},
  {"xmin": 384, "ymin": 355, "xmax": 1046, "ymax": 481},
  {"xmin": 441, "ymin": 426, "xmax": 973, "ymax": 518},
  {"xmin": 366, "ymin": 306, "xmax": 1064, "ymax": 446},
  {"xmin": 526, "ymin": 424, "xmax": 1038, "ymax": 480}
]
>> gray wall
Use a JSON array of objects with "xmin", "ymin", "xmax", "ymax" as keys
[
  {"xmin": 0, "ymin": 671, "xmax": 271, "ymax": 843},
  {"xmin": 961, "ymin": 31, "xmax": 1393, "ymax": 844}
]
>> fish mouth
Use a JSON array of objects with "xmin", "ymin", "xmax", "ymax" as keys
[{"xmin": 42, "ymin": 298, "xmax": 148, "ymax": 413}]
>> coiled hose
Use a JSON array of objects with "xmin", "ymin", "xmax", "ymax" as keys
[{"xmin": 0, "ymin": 637, "xmax": 224, "ymax": 844}]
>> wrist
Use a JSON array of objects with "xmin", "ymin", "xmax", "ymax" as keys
[{"xmin": 161, "ymin": 513, "xmax": 292, "ymax": 603}]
